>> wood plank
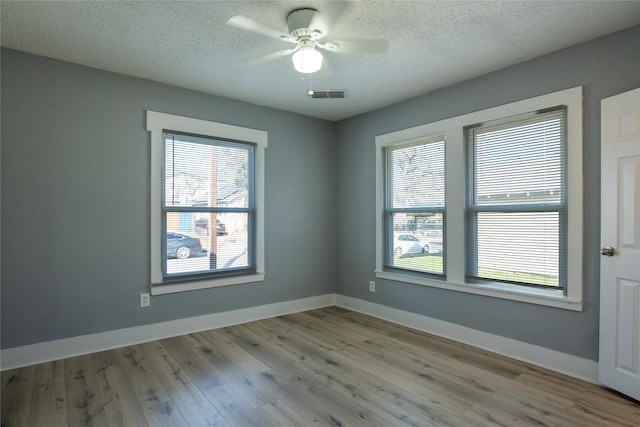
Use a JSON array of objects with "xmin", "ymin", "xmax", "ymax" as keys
[
  {"xmin": 461, "ymin": 405, "xmax": 563, "ymax": 427},
  {"xmin": 225, "ymin": 374, "xmax": 277, "ymax": 408},
  {"xmin": 139, "ymin": 399, "xmax": 190, "ymax": 427},
  {"xmin": 93, "ymin": 351, "xmax": 150, "ymax": 427},
  {"xmin": 254, "ymin": 400, "xmax": 309, "ymax": 427},
  {"xmin": 1, "ymin": 366, "xmax": 36, "ymax": 427},
  {"xmin": 112, "ymin": 346, "xmax": 189, "ymax": 426},
  {"xmin": 165, "ymin": 331, "xmax": 277, "ymax": 409},
  {"xmin": 223, "ymin": 323, "xmax": 308, "ymax": 369},
  {"xmin": 292, "ymin": 355, "xmax": 460, "ymax": 426},
  {"xmin": 278, "ymin": 311, "xmax": 373, "ymax": 347},
  {"xmin": 387, "ymin": 328, "xmax": 528, "ymax": 380},
  {"xmin": 297, "ymin": 310, "xmax": 389, "ymax": 342},
  {"xmin": 27, "ymin": 360, "xmax": 68, "ymax": 427},
  {"xmin": 514, "ymin": 371, "xmax": 590, "ymax": 400},
  {"xmin": 567, "ymin": 388, "xmax": 640, "ymax": 427},
  {"xmin": 197, "ymin": 328, "xmax": 270, "ymax": 375},
  {"xmin": 253, "ymin": 368, "xmax": 386, "ymax": 427},
  {"xmin": 467, "ymin": 388, "xmax": 578, "ymax": 427},
  {"xmin": 239, "ymin": 371, "xmax": 332, "ymax": 425},
  {"xmin": 137, "ymin": 340, "xmax": 225, "ymax": 426},
  {"xmin": 158, "ymin": 334, "xmax": 227, "ymax": 390},
  {"xmin": 201, "ymin": 384, "xmax": 270, "ymax": 427},
  {"xmin": 323, "ymin": 308, "xmax": 410, "ymax": 337},
  {"xmin": 491, "ymin": 377, "xmax": 575, "ymax": 412},
  {"xmin": 64, "ymin": 355, "xmax": 109, "ymax": 426}
]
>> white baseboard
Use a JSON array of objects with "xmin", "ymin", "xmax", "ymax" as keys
[
  {"xmin": 335, "ymin": 294, "xmax": 599, "ymax": 384},
  {"xmin": 1, "ymin": 293, "xmax": 599, "ymax": 384},
  {"xmin": 0, "ymin": 294, "xmax": 336, "ymax": 371}
]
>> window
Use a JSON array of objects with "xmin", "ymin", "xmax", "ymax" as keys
[
  {"xmin": 163, "ymin": 132, "xmax": 255, "ymax": 280},
  {"xmin": 384, "ymin": 135, "xmax": 445, "ymax": 276},
  {"xmin": 375, "ymin": 87, "xmax": 583, "ymax": 310},
  {"xmin": 147, "ymin": 111, "xmax": 267, "ymax": 295},
  {"xmin": 465, "ymin": 107, "xmax": 567, "ymax": 289}
]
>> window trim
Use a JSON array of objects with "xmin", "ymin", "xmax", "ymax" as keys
[
  {"xmin": 147, "ymin": 111, "xmax": 267, "ymax": 295},
  {"xmin": 375, "ymin": 87, "xmax": 583, "ymax": 311}
]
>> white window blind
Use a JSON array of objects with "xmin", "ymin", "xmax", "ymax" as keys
[
  {"xmin": 384, "ymin": 135, "xmax": 445, "ymax": 275},
  {"xmin": 163, "ymin": 131, "xmax": 256, "ymax": 280},
  {"xmin": 466, "ymin": 107, "xmax": 566, "ymax": 288}
]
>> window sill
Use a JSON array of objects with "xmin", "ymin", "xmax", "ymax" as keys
[
  {"xmin": 151, "ymin": 271, "xmax": 265, "ymax": 295},
  {"xmin": 375, "ymin": 270, "xmax": 582, "ymax": 311}
]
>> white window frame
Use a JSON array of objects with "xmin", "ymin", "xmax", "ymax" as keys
[
  {"xmin": 375, "ymin": 87, "xmax": 583, "ymax": 311},
  {"xmin": 147, "ymin": 111, "xmax": 267, "ymax": 295}
]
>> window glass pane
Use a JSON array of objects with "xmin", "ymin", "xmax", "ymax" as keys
[
  {"xmin": 165, "ymin": 212, "xmax": 249, "ymax": 276},
  {"xmin": 389, "ymin": 139, "xmax": 445, "ymax": 209},
  {"xmin": 391, "ymin": 213, "xmax": 443, "ymax": 275},
  {"xmin": 473, "ymin": 112, "xmax": 564, "ymax": 206},
  {"xmin": 475, "ymin": 212, "xmax": 559, "ymax": 287},
  {"xmin": 385, "ymin": 136, "xmax": 445, "ymax": 276},
  {"xmin": 467, "ymin": 107, "xmax": 566, "ymax": 289},
  {"xmin": 164, "ymin": 134, "xmax": 250, "ymax": 209},
  {"xmin": 163, "ymin": 131, "xmax": 254, "ymax": 280}
]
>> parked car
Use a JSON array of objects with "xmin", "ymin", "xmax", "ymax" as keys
[
  {"xmin": 166, "ymin": 232, "xmax": 203, "ymax": 259},
  {"xmin": 194, "ymin": 218, "xmax": 227, "ymax": 236},
  {"xmin": 421, "ymin": 230, "xmax": 443, "ymax": 254},
  {"xmin": 393, "ymin": 234, "xmax": 424, "ymax": 257},
  {"xmin": 216, "ymin": 220, "xmax": 227, "ymax": 235},
  {"xmin": 393, "ymin": 233, "xmax": 442, "ymax": 257}
]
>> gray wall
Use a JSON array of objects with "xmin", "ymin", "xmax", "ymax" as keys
[
  {"xmin": 3, "ymin": 26, "xmax": 639, "ymax": 360},
  {"xmin": 334, "ymin": 25, "xmax": 640, "ymax": 361},
  {"xmin": 1, "ymin": 48, "xmax": 337, "ymax": 349}
]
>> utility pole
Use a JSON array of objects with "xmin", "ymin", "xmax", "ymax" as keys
[{"xmin": 209, "ymin": 145, "xmax": 218, "ymax": 270}]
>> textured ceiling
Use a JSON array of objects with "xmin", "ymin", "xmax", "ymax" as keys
[{"xmin": 2, "ymin": 1, "xmax": 640, "ymax": 121}]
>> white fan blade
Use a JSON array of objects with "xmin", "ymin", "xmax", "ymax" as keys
[
  {"xmin": 246, "ymin": 48, "xmax": 297, "ymax": 66},
  {"xmin": 325, "ymin": 39, "xmax": 389, "ymax": 54},
  {"xmin": 226, "ymin": 15, "xmax": 295, "ymax": 43},
  {"xmin": 309, "ymin": 1, "xmax": 350, "ymax": 39}
]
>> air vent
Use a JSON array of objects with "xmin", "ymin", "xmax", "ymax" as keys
[{"xmin": 309, "ymin": 90, "xmax": 347, "ymax": 99}]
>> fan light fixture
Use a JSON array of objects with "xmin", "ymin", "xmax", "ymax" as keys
[
  {"xmin": 292, "ymin": 41, "xmax": 323, "ymax": 74},
  {"xmin": 226, "ymin": 4, "xmax": 389, "ymax": 78}
]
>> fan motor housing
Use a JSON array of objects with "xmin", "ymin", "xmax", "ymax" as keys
[{"xmin": 287, "ymin": 8, "xmax": 321, "ymax": 39}]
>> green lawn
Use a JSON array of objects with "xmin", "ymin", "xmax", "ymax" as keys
[
  {"xmin": 477, "ymin": 270, "xmax": 559, "ymax": 287},
  {"xmin": 394, "ymin": 254, "xmax": 559, "ymax": 287},
  {"xmin": 394, "ymin": 254, "xmax": 443, "ymax": 274}
]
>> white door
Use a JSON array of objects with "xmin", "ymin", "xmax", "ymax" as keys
[{"xmin": 599, "ymin": 87, "xmax": 640, "ymax": 400}]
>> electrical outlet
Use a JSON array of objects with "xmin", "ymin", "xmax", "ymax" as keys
[
  {"xmin": 140, "ymin": 293, "xmax": 150, "ymax": 308},
  {"xmin": 369, "ymin": 281, "xmax": 375, "ymax": 292}
]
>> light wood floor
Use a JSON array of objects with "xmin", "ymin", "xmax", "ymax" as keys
[{"xmin": 2, "ymin": 307, "xmax": 639, "ymax": 426}]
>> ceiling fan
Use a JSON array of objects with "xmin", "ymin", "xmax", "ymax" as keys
[{"xmin": 226, "ymin": 1, "xmax": 388, "ymax": 74}]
